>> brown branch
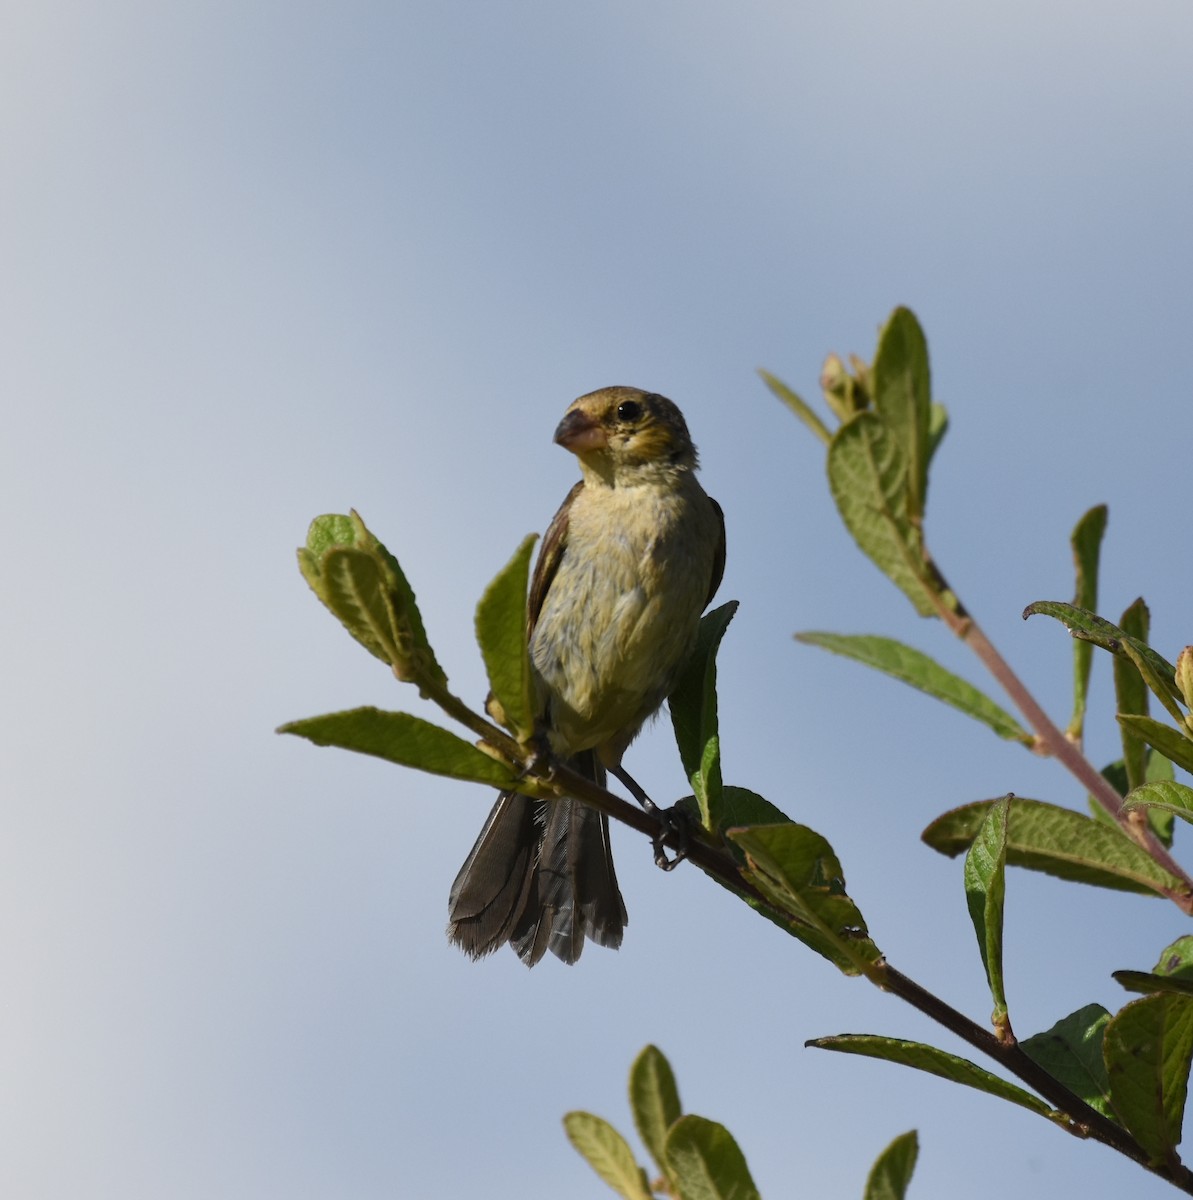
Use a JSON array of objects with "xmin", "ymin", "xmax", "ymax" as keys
[{"xmin": 878, "ymin": 964, "xmax": 1193, "ymax": 1190}]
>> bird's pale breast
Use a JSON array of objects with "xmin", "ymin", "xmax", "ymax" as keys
[{"xmin": 530, "ymin": 473, "xmax": 718, "ymax": 759}]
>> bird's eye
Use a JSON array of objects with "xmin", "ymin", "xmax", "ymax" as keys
[{"xmin": 616, "ymin": 400, "xmax": 641, "ymax": 423}]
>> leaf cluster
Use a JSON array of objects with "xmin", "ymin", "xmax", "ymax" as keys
[
  {"xmin": 762, "ymin": 309, "xmax": 1193, "ymax": 1184},
  {"xmin": 283, "ymin": 513, "xmax": 538, "ymax": 792},
  {"xmin": 565, "ymin": 1045, "xmax": 917, "ymax": 1200}
]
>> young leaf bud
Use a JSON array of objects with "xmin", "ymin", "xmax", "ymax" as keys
[{"xmin": 821, "ymin": 353, "xmax": 859, "ymax": 420}]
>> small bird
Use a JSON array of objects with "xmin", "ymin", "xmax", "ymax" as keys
[{"xmin": 447, "ymin": 387, "xmax": 725, "ymax": 965}]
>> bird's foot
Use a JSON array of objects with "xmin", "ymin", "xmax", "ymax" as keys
[{"xmin": 648, "ymin": 803, "xmax": 691, "ymax": 872}]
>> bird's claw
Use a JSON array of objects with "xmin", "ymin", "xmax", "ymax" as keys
[{"xmin": 649, "ymin": 803, "xmax": 691, "ymax": 872}]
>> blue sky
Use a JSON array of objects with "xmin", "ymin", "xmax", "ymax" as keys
[{"xmin": 3, "ymin": 3, "xmax": 1193, "ymax": 1197}]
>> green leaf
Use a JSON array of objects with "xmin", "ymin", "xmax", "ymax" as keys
[
  {"xmin": 1137, "ymin": 763, "xmax": 1176, "ymax": 849},
  {"xmin": 1116, "ymin": 972, "xmax": 1193, "ymax": 998},
  {"xmin": 1104, "ymin": 992, "xmax": 1193, "ymax": 1166},
  {"xmin": 1121, "ymin": 640, "xmax": 1191, "ymax": 727},
  {"xmin": 1153, "ymin": 937, "xmax": 1193, "ymax": 978},
  {"xmin": 298, "ymin": 511, "xmax": 447, "ymax": 686},
  {"xmin": 871, "ymin": 306, "xmax": 932, "ymax": 520},
  {"xmin": 827, "ymin": 413, "xmax": 937, "ymax": 617},
  {"xmin": 1067, "ymin": 505, "xmax": 1108, "ymax": 740},
  {"xmin": 1023, "ymin": 601, "xmax": 1182, "ymax": 712},
  {"xmin": 629, "ymin": 1046, "xmax": 682, "ymax": 1188},
  {"xmin": 926, "ymin": 403, "xmax": 949, "ymax": 468},
  {"xmin": 1022, "ymin": 600, "xmax": 1137, "ymax": 653},
  {"xmin": 1021, "ymin": 1005, "xmax": 1115, "ymax": 1120},
  {"xmin": 759, "ymin": 369, "xmax": 832, "ymax": 445},
  {"xmin": 303, "ymin": 512, "xmax": 357, "ymax": 557},
  {"xmin": 1123, "ymin": 780, "xmax": 1193, "ymax": 824},
  {"xmin": 311, "ymin": 547, "xmax": 403, "ymax": 666},
  {"xmin": 664, "ymin": 1115, "xmax": 760, "ymax": 1200},
  {"xmin": 1179, "ymin": 646, "xmax": 1193, "ymax": 708},
  {"xmin": 1118, "ymin": 714, "xmax": 1193, "ymax": 775},
  {"xmin": 563, "ymin": 1112, "xmax": 653, "ymax": 1200},
  {"xmin": 278, "ymin": 707, "xmax": 516, "ymax": 786},
  {"xmin": 474, "ymin": 534, "xmax": 538, "ymax": 740},
  {"xmin": 863, "ymin": 1130, "xmax": 919, "ymax": 1200},
  {"xmin": 728, "ymin": 823, "xmax": 882, "ymax": 975},
  {"xmin": 688, "ymin": 791, "xmax": 799, "ymax": 940},
  {"xmin": 1114, "ymin": 936, "xmax": 1193, "ymax": 997},
  {"xmin": 1147, "ymin": 744, "xmax": 1178, "ymax": 791},
  {"xmin": 1115, "ymin": 599, "xmax": 1151, "ymax": 791},
  {"xmin": 668, "ymin": 602, "xmax": 739, "ymax": 828},
  {"xmin": 964, "ymin": 796, "xmax": 1010, "ymax": 1028},
  {"xmin": 1141, "ymin": 751, "xmax": 1177, "ymax": 845},
  {"xmin": 922, "ymin": 797, "xmax": 1182, "ymax": 897},
  {"xmin": 808, "ymin": 1036, "xmax": 1054, "ymax": 1119},
  {"xmin": 695, "ymin": 736, "xmax": 723, "ymax": 830},
  {"xmin": 795, "ymin": 632, "xmax": 1032, "ymax": 744},
  {"xmin": 714, "ymin": 786, "xmax": 795, "ymax": 829}
]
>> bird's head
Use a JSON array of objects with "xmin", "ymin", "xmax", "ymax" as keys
[{"xmin": 553, "ymin": 387, "xmax": 698, "ymax": 484}]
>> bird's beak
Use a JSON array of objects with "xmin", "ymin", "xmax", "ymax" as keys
[{"xmin": 553, "ymin": 408, "xmax": 608, "ymax": 454}]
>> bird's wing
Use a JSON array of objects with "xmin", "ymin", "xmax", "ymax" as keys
[
  {"xmin": 706, "ymin": 495, "xmax": 727, "ymax": 608},
  {"xmin": 527, "ymin": 479, "xmax": 582, "ymax": 637}
]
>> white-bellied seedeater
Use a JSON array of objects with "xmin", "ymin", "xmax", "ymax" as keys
[{"xmin": 447, "ymin": 387, "xmax": 725, "ymax": 966}]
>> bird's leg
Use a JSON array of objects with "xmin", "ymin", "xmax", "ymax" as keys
[
  {"xmin": 607, "ymin": 762, "xmax": 655, "ymax": 810},
  {"xmin": 608, "ymin": 764, "xmax": 690, "ymax": 871}
]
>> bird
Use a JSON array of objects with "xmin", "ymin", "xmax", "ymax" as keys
[{"xmin": 447, "ymin": 387, "xmax": 725, "ymax": 966}]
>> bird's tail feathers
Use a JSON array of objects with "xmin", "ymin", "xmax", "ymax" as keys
[
  {"xmin": 446, "ymin": 791, "xmax": 539, "ymax": 959},
  {"xmin": 447, "ymin": 751, "xmax": 627, "ymax": 966}
]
